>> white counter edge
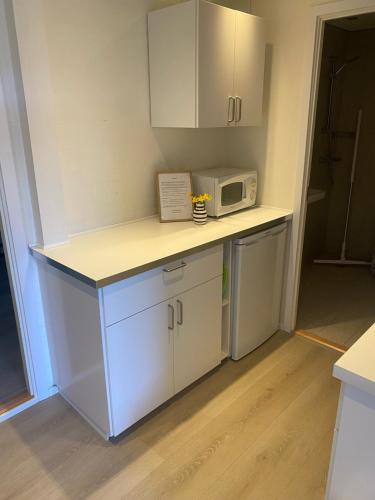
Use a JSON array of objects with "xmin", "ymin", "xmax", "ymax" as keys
[
  {"xmin": 30, "ymin": 211, "xmax": 292, "ymax": 289},
  {"xmin": 333, "ymin": 323, "xmax": 375, "ymax": 398}
]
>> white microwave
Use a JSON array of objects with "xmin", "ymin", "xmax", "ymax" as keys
[{"xmin": 192, "ymin": 167, "xmax": 257, "ymax": 217}]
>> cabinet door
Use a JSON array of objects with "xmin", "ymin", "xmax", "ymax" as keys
[
  {"xmin": 174, "ymin": 276, "xmax": 222, "ymax": 393},
  {"xmin": 198, "ymin": 1, "xmax": 236, "ymax": 127},
  {"xmin": 148, "ymin": 0, "xmax": 197, "ymax": 127},
  {"xmin": 106, "ymin": 302, "xmax": 174, "ymax": 436},
  {"xmin": 234, "ymin": 12, "xmax": 265, "ymax": 127}
]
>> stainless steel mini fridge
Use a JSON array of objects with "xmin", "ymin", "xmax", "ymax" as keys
[{"xmin": 231, "ymin": 223, "xmax": 287, "ymax": 360}]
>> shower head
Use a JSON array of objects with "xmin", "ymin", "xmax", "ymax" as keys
[{"xmin": 333, "ymin": 56, "xmax": 360, "ymax": 77}]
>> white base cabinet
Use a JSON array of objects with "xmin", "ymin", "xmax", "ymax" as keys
[
  {"xmin": 106, "ymin": 302, "xmax": 174, "ymax": 437},
  {"xmin": 326, "ymin": 383, "xmax": 375, "ymax": 500},
  {"xmin": 174, "ymin": 277, "xmax": 222, "ymax": 393},
  {"xmin": 40, "ymin": 245, "xmax": 223, "ymax": 438}
]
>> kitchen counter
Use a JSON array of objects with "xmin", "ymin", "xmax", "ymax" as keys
[
  {"xmin": 327, "ymin": 323, "xmax": 375, "ymax": 499},
  {"xmin": 31, "ymin": 206, "xmax": 292, "ymax": 288},
  {"xmin": 333, "ymin": 323, "xmax": 375, "ymax": 397}
]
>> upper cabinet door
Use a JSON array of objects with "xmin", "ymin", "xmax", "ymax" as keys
[
  {"xmin": 198, "ymin": 1, "xmax": 236, "ymax": 128},
  {"xmin": 234, "ymin": 13, "xmax": 265, "ymax": 127},
  {"xmin": 148, "ymin": 1, "xmax": 197, "ymax": 128}
]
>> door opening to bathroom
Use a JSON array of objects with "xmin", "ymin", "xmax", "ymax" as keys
[{"xmin": 296, "ymin": 12, "xmax": 375, "ymax": 351}]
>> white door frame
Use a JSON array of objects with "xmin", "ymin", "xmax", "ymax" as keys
[
  {"xmin": 0, "ymin": 77, "xmax": 37, "ymax": 415},
  {"xmin": 285, "ymin": 0, "xmax": 375, "ymax": 333},
  {"xmin": 0, "ymin": 0, "xmax": 56, "ymax": 421}
]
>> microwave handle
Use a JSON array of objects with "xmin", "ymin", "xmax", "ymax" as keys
[{"xmin": 242, "ymin": 182, "xmax": 247, "ymax": 199}]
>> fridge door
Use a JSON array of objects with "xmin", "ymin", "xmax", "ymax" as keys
[{"xmin": 231, "ymin": 224, "xmax": 287, "ymax": 360}]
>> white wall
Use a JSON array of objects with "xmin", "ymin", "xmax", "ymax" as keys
[
  {"xmin": 234, "ymin": 0, "xmax": 311, "ymax": 210},
  {"xmin": 13, "ymin": 0, "xmax": 252, "ymax": 242},
  {"xmin": 12, "ymin": 0, "xmax": 68, "ymax": 246},
  {"xmin": 10, "ymin": 0, "xmax": 316, "ymax": 335},
  {"xmin": 248, "ymin": 0, "xmax": 375, "ymax": 331}
]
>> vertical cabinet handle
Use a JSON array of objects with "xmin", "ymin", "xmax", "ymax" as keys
[
  {"xmin": 235, "ymin": 97, "xmax": 242, "ymax": 123},
  {"xmin": 177, "ymin": 300, "xmax": 183, "ymax": 325},
  {"xmin": 168, "ymin": 304, "xmax": 174, "ymax": 331},
  {"xmin": 227, "ymin": 96, "xmax": 235, "ymax": 124}
]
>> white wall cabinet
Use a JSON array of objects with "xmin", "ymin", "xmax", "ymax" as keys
[
  {"xmin": 40, "ymin": 244, "xmax": 223, "ymax": 438},
  {"xmin": 148, "ymin": 0, "xmax": 265, "ymax": 128}
]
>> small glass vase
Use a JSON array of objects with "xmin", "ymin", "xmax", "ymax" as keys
[{"xmin": 193, "ymin": 201, "xmax": 207, "ymax": 225}]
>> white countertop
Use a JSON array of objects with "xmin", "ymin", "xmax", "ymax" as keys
[
  {"xmin": 31, "ymin": 206, "xmax": 292, "ymax": 288},
  {"xmin": 333, "ymin": 323, "xmax": 375, "ymax": 397}
]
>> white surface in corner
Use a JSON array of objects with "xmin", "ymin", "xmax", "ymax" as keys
[{"xmin": 334, "ymin": 323, "xmax": 375, "ymax": 397}]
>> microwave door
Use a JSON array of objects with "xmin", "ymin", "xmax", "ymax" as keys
[
  {"xmin": 219, "ymin": 178, "xmax": 248, "ymax": 214},
  {"xmin": 221, "ymin": 182, "xmax": 243, "ymax": 206}
]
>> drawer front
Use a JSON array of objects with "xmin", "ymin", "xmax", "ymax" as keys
[{"xmin": 103, "ymin": 244, "xmax": 223, "ymax": 326}]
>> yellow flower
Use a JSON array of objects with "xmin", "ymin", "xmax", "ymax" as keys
[{"xmin": 191, "ymin": 192, "xmax": 212, "ymax": 204}]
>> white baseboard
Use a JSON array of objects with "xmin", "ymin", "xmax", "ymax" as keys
[
  {"xmin": 0, "ymin": 396, "xmax": 36, "ymax": 424},
  {"xmin": 0, "ymin": 385, "xmax": 59, "ymax": 424}
]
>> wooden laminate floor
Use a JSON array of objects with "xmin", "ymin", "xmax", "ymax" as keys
[
  {"xmin": 0, "ymin": 332, "xmax": 341, "ymax": 500},
  {"xmin": 297, "ymin": 264, "xmax": 375, "ymax": 348}
]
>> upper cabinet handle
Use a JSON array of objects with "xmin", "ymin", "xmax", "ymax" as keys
[
  {"xmin": 235, "ymin": 97, "xmax": 242, "ymax": 123},
  {"xmin": 163, "ymin": 262, "xmax": 187, "ymax": 273},
  {"xmin": 228, "ymin": 96, "xmax": 235, "ymax": 124}
]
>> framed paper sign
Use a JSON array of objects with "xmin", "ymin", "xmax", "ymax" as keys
[{"xmin": 157, "ymin": 171, "xmax": 193, "ymax": 222}]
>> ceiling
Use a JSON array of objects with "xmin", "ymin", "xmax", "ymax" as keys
[{"xmin": 327, "ymin": 13, "xmax": 375, "ymax": 32}]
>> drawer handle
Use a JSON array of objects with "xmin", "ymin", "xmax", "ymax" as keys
[
  {"xmin": 168, "ymin": 304, "xmax": 174, "ymax": 331},
  {"xmin": 163, "ymin": 261, "xmax": 187, "ymax": 273},
  {"xmin": 177, "ymin": 299, "xmax": 183, "ymax": 325}
]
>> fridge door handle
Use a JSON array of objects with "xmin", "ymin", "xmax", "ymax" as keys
[
  {"xmin": 235, "ymin": 239, "xmax": 257, "ymax": 247},
  {"xmin": 268, "ymin": 229, "xmax": 286, "ymax": 239},
  {"xmin": 235, "ymin": 224, "xmax": 287, "ymax": 246},
  {"xmin": 248, "ymin": 229, "xmax": 285, "ymax": 244}
]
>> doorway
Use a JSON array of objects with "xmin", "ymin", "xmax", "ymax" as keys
[
  {"xmin": 0, "ymin": 228, "xmax": 29, "ymax": 410},
  {"xmin": 296, "ymin": 13, "xmax": 375, "ymax": 350}
]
